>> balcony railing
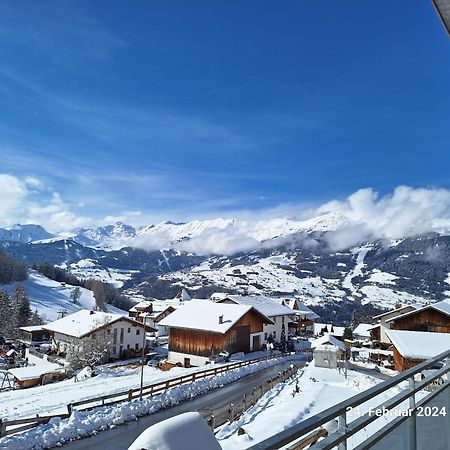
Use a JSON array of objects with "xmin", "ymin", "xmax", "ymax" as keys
[{"xmin": 247, "ymin": 349, "xmax": 450, "ymax": 450}]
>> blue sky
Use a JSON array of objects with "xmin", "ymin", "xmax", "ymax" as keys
[{"xmin": 0, "ymin": 1, "xmax": 449, "ymax": 230}]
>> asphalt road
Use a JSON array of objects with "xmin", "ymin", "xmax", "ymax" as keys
[{"xmin": 60, "ymin": 360, "xmax": 303, "ymax": 450}]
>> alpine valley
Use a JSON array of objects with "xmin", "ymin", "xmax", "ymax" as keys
[{"xmin": 1, "ymin": 212, "xmax": 449, "ymax": 324}]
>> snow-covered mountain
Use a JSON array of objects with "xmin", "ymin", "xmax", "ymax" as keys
[
  {"xmin": 2, "ymin": 214, "xmax": 450, "ymax": 325},
  {"xmin": 0, "ymin": 224, "xmax": 54, "ymax": 243},
  {"xmin": 56, "ymin": 212, "xmax": 352, "ymax": 251},
  {"xmin": 69, "ymin": 222, "xmax": 136, "ymax": 248}
]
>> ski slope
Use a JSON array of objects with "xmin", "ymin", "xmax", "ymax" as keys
[{"xmin": 1, "ymin": 270, "xmax": 125, "ymax": 321}]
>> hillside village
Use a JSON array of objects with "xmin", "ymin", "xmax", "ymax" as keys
[{"xmin": 1, "ymin": 245, "xmax": 450, "ymax": 448}]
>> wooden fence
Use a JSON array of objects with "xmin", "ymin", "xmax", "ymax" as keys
[
  {"xmin": 0, "ymin": 352, "xmax": 297, "ymax": 438},
  {"xmin": 200, "ymin": 364, "xmax": 299, "ymax": 431}
]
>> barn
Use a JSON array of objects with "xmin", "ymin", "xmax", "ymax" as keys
[
  {"xmin": 385, "ymin": 301, "xmax": 450, "ymax": 333},
  {"xmin": 386, "ymin": 329, "xmax": 450, "ymax": 372},
  {"xmin": 159, "ymin": 300, "xmax": 273, "ymax": 367}
]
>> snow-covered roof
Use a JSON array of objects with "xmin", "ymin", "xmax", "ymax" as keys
[
  {"xmin": 216, "ymin": 295, "xmax": 293, "ymax": 318},
  {"xmin": 9, "ymin": 365, "xmax": 64, "ymax": 381},
  {"xmin": 173, "ymin": 289, "xmax": 191, "ymax": 302},
  {"xmin": 373, "ymin": 305, "xmax": 417, "ymax": 320},
  {"xmin": 385, "ymin": 300, "xmax": 450, "ymax": 323},
  {"xmin": 159, "ymin": 300, "xmax": 273, "ymax": 334},
  {"xmin": 293, "ymin": 302, "xmax": 320, "ymax": 320},
  {"xmin": 44, "ymin": 309, "xmax": 152, "ymax": 338},
  {"xmin": 128, "ymin": 412, "xmax": 221, "ymax": 450},
  {"xmin": 386, "ymin": 329, "xmax": 450, "ymax": 360},
  {"xmin": 312, "ymin": 334, "xmax": 345, "ymax": 351},
  {"xmin": 19, "ymin": 325, "xmax": 47, "ymax": 332},
  {"xmin": 313, "ymin": 323, "xmax": 345, "ymax": 337},
  {"xmin": 352, "ymin": 323, "xmax": 374, "ymax": 338}
]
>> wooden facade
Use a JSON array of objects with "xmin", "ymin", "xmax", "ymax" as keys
[
  {"xmin": 392, "ymin": 346, "xmax": 424, "ymax": 372},
  {"xmin": 391, "ymin": 309, "xmax": 450, "ymax": 333},
  {"xmin": 168, "ymin": 309, "xmax": 264, "ymax": 359}
]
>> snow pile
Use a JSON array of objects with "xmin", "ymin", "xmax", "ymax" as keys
[
  {"xmin": 0, "ymin": 357, "xmax": 290, "ymax": 449},
  {"xmin": 128, "ymin": 412, "xmax": 221, "ymax": 450}
]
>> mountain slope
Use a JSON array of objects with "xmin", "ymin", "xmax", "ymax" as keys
[
  {"xmin": 2, "ymin": 270, "xmax": 125, "ymax": 321},
  {"xmin": 0, "ymin": 224, "xmax": 54, "ymax": 243}
]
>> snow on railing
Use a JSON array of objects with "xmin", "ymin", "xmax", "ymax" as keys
[{"xmin": 246, "ymin": 349, "xmax": 450, "ymax": 450}]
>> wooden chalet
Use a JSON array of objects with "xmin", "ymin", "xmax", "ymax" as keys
[
  {"xmin": 385, "ymin": 301, "xmax": 450, "ymax": 333},
  {"xmin": 386, "ymin": 329, "xmax": 450, "ymax": 371},
  {"xmin": 159, "ymin": 300, "xmax": 273, "ymax": 367}
]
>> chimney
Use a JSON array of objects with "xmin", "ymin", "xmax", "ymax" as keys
[{"xmin": 219, "ymin": 315, "xmax": 224, "ymax": 324}]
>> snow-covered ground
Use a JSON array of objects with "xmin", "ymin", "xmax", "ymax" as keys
[
  {"xmin": 159, "ymin": 256, "xmax": 347, "ymax": 305},
  {"xmin": 0, "ymin": 357, "xmax": 290, "ymax": 449},
  {"xmin": 217, "ymin": 362, "xmax": 412, "ymax": 449},
  {"xmin": 359, "ymin": 285, "xmax": 427, "ymax": 309},
  {"xmin": 1, "ymin": 270, "xmax": 125, "ymax": 320},
  {"xmin": 65, "ymin": 259, "xmax": 138, "ymax": 288}
]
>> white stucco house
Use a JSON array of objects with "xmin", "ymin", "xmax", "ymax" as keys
[{"xmin": 43, "ymin": 310, "xmax": 156, "ymax": 361}]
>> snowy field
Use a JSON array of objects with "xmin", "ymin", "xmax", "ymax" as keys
[
  {"xmin": 217, "ymin": 362, "xmax": 412, "ymax": 449},
  {"xmin": 1, "ymin": 270, "xmax": 125, "ymax": 320}
]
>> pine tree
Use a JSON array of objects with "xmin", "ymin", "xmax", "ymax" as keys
[
  {"xmin": 29, "ymin": 309, "xmax": 44, "ymax": 326},
  {"xmin": 11, "ymin": 286, "xmax": 32, "ymax": 332},
  {"xmin": 343, "ymin": 327, "xmax": 353, "ymax": 340},
  {"xmin": 0, "ymin": 289, "xmax": 13, "ymax": 337}
]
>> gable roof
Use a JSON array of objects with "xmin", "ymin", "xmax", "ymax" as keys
[
  {"xmin": 291, "ymin": 301, "xmax": 320, "ymax": 320},
  {"xmin": 159, "ymin": 299, "xmax": 273, "ymax": 334},
  {"xmin": 43, "ymin": 309, "xmax": 155, "ymax": 339},
  {"xmin": 216, "ymin": 295, "xmax": 293, "ymax": 317},
  {"xmin": 385, "ymin": 300, "xmax": 450, "ymax": 323},
  {"xmin": 386, "ymin": 329, "xmax": 450, "ymax": 360},
  {"xmin": 352, "ymin": 323, "xmax": 374, "ymax": 338},
  {"xmin": 372, "ymin": 305, "xmax": 417, "ymax": 320},
  {"xmin": 312, "ymin": 334, "xmax": 345, "ymax": 351}
]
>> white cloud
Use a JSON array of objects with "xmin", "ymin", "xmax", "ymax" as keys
[
  {"xmin": 317, "ymin": 186, "xmax": 450, "ymax": 249},
  {"xmin": 0, "ymin": 174, "xmax": 91, "ymax": 232}
]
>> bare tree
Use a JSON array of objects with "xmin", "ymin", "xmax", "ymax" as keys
[{"xmin": 65, "ymin": 324, "xmax": 112, "ymax": 370}]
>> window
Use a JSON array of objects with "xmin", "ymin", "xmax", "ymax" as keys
[
  {"xmin": 120, "ymin": 328, "xmax": 124, "ymax": 343},
  {"xmin": 264, "ymin": 333, "xmax": 268, "ymax": 340},
  {"xmin": 136, "ymin": 329, "xmax": 140, "ymax": 336},
  {"xmin": 273, "ymin": 331, "xmax": 276, "ymax": 339},
  {"xmin": 127, "ymin": 344, "xmax": 130, "ymax": 349},
  {"xmin": 127, "ymin": 328, "xmax": 131, "ymax": 333},
  {"xmin": 135, "ymin": 343, "xmax": 139, "ymax": 350},
  {"xmin": 112, "ymin": 346, "xmax": 117, "ymax": 354},
  {"xmin": 282, "ymin": 316, "xmax": 285, "ymax": 323},
  {"xmin": 113, "ymin": 328, "xmax": 118, "ymax": 344}
]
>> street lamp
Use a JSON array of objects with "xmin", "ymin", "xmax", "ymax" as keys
[{"xmin": 139, "ymin": 312, "xmax": 149, "ymax": 400}]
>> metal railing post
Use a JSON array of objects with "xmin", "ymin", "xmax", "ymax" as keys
[
  {"xmin": 445, "ymin": 358, "xmax": 450, "ymax": 443},
  {"xmin": 409, "ymin": 376, "xmax": 417, "ymax": 450},
  {"xmin": 338, "ymin": 411, "xmax": 347, "ymax": 450}
]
